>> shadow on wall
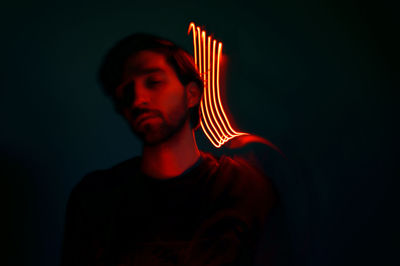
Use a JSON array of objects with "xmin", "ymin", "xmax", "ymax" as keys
[{"xmin": 2, "ymin": 150, "xmax": 62, "ymax": 266}]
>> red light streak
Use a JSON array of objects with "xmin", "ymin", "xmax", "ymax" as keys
[
  {"xmin": 188, "ymin": 22, "xmax": 248, "ymax": 147},
  {"xmin": 208, "ymin": 36, "xmax": 225, "ymax": 139},
  {"xmin": 188, "ymin": 24, "xmax": 197, "ymax": 66},
  {"xmin": 197, "ymin": 27, "xmax": 202, "ymax": 82}
]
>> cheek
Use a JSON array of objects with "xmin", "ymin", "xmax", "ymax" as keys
[{"xmin": 157, "ymin": 88, "xmax": 187, "ymax": 111}]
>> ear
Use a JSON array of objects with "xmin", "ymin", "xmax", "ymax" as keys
[{"xmin": 186, "ymin": 82, "xmax": 202, "ymax": 108}]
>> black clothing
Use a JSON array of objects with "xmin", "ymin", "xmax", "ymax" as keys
[{"xmin": 61, "ymin": 152, "xmax": 276, "ymax": 266}]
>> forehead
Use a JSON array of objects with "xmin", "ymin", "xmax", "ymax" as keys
[{"xmin": 122, "ymin": 50, "xmax": 173, "ymax": 79}]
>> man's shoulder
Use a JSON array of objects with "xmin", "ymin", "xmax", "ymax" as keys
[
  {"xmin": 216, "ymin": 154, "xmax": 266, "ymax": 181},
  {"xmin": 204, "ymin": 152, "xmax": 277, "ymax": 225},
  {"xmin": 205, "ymin": 153, "xmax": 274, "ymax": 199}
]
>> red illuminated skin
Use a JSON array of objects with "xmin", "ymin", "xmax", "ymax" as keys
[{"xmin": 118, "ymin": 51, "xmax": 202, "ymax": 179}]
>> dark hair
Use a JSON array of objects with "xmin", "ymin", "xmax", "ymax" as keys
[{"xmin": 98, "ymin": 33, "xmax": 203, "ymax": 129}]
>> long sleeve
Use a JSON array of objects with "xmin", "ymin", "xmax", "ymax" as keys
[{"xmin": 181, "ymin": 155, "xmax": 277, "ymax": 266}]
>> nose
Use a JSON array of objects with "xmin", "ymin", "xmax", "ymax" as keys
[{"xmin": 131, "ymin": 83, "xmax": 149, "ymax": 108}]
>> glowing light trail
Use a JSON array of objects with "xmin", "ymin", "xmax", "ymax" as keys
[{"xmin": 188, "ymin": 22, "xmax": 247, "ymax": 147}]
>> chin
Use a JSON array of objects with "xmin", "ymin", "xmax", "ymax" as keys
[
  {"xmin": 133, "ymin": 123, "xmax": 173, "ymax": 146},
  {"xmin": 130, "ymin": 113, "xmax": 188, "ymax": 146}
]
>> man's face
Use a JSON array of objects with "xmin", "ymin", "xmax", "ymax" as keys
[{"xmin": 115, "ymin": 50, "xmax": 190, "ymax": 145}]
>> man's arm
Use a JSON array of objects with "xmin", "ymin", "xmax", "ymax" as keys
[{"xmin": 183, "ymin": 156, "xmax": 277, "ymax": 265}]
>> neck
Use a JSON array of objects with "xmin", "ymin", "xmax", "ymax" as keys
[{"xmin": 141, "ymin": 121, "xmax": 201, "ymax": 179}]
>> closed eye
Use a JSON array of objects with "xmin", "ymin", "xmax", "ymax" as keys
[{"xmin": 146, "ymin": 77, "xmax": 164, "ymax": 89}]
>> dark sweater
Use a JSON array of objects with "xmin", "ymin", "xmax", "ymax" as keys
[{"xmin": 61, "ymin": 152, "xmax": 276, "ymax": 266}]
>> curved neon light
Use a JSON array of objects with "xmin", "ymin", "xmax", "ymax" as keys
[{"xmin": 188, "ymin": 22, "xmax": 248, "ymax": 148}]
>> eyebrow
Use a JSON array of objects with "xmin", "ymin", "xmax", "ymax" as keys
[
  {"xmin": 126, "ymin": 67, "xmax": 166, "ymax": 76},
  {"xmin": 117, "ymin": 67, "xmax": 167, "ymax": 94}
]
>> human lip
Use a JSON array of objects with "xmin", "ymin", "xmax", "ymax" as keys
[{"xmin": 135, "ymin": 113, "xmax": 159, "ymax": 126}]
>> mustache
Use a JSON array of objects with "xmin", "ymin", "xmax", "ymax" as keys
[{"xmin": 131, "ymin": 108, "xmax": 162, "ymax": 120}]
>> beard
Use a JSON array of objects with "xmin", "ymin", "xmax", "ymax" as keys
[{"xmin": 129, "ymin": 105, "xmax": 189, "ymax": 146}]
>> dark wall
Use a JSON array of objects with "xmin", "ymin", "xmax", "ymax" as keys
[{"xmin": 1, "ymin": 1, "xmax": 398, "ymax": 266}]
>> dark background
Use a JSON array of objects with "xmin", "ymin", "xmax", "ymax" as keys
[{"xmin": 1, "ymin": 1, "xmax": 398, "ymax": 265}]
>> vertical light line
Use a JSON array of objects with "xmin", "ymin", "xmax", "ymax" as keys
[
  {"xmin": 208, "ymin": 36, "xmax": 224, "ymax": 139},
  {"xmin": 200, "ymin": 120, "xmax": 221, "ymax": 147},
  {"xmin": 202, "ymin": 31, "xmax": 206, "ymax": 87},
  {"xmin": 188, "ymin": 23, "xmax": 197, "ymax": 66},
  {"xmin": 188, "ymin": 22, "xmax": 247, "ymax": 147},
  {"xmin": 202, "ymin": 30, "xmax": 222, "ymax": 144},
  {"xmin": 200, "ymin": 99, "xmax": 222, "ymax": 146},
  {"xmin": 216, "ymin": 42, "xmax": 242, "ymax": 136},
  {"xmin": 196, "ymin": 27, "xmax": 202, "ymax": 79},
  {"xmin": 191, "ymin": 24, "xmax": 222, "ymax": 146},
  {"xmin": 211, "ymin": 39, "xmax": 235, "ymax": 139},
  {"xmin": 199, "ymin": 30, "xmax": 222, "ymax": 146}
]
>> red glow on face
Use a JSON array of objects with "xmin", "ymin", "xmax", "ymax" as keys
[{"xmin": 188, "ymin": 22, "xmax": 248, "ymax": 148}]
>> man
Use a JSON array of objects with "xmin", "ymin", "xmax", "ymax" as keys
[{"xmin": 61, "ymin": 33, "xmax": 276, "ymax": 265}]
